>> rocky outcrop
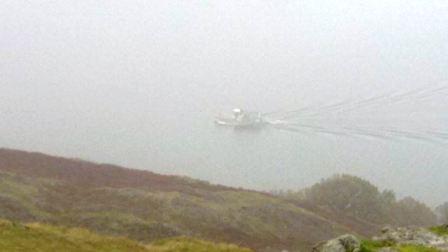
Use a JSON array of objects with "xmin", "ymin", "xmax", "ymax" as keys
[
  {"xmin": 314, "ymin": 226, "xmax": 448, "ymax": 252},
  {"xmin": 312, "ymin": 234, "xmax": 361, "ymax": 252},
  {"xmin": 373, "ymin": 226, "xmax": 448, "ymax": 251}
]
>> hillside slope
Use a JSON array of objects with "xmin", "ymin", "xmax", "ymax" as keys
[{"xmin": 0, "ymin": 148, "xmax": 352, "ymax": 251}]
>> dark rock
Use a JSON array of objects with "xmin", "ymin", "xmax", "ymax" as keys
[{"xmin": 313, "ymin": 234, "xmax": 361, "ymax": 252}]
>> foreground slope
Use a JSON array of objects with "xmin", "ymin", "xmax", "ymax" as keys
[
  {"xmin": 0, "ymin": 219, "xmax": 251, "ymax": 252},
  {"xmin": 0, "ymin": 148, "xmax": 351, "ymax": 251}
]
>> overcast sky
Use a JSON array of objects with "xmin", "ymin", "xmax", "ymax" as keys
[{"xmin": 1, "ymin": 0, "xmax": 447, "ymax": 205}]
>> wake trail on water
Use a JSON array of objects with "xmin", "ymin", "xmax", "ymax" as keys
[
  {"xmin": 271, "ymin": 122, "xmax": 448, "ymax": 146},
  {"xmin": 263, "ymin": 85, "xmax": 448, "ymax": 145},
  {"xmin": 265, "ymin": 85, "xmax": 448, "ymax": 121}
]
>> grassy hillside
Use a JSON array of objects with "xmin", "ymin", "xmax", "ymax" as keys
[
  {"xmin": 0, "ymin": 148, "xmax": 353, "ymax": 251},
  {"xmin": 0, "ymin": 219, "xmax": 251, "ymax": 252}
]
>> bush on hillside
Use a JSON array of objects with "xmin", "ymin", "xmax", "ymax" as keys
[
  {"xmin": 435, "ymin": 202, "xmax": 448, "ymax": 225},
  {"xmin": 287, "ymin": 174, "xmax": 437, "ymax": 227}
]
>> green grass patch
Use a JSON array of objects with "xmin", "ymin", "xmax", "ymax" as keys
[
  {"xmin": 429, "ymin": 225, "xmax": 448, "ymax": 236},
  {"xmin": 396, "ymin": 244, "xmax": 440, "ymax": 252},
  {"xmin": 360, "ymin": 240, "xmax": 391, "ymax": 252},
  {"xmin": 0, "ymin": 219, "xmax": 149, "ymax": 252},
  {"xmin": 360, "ymin": 240, "xmax": 442, "ymax": 252},
  {"xmin": 146, "ymin": 236, "xmax": 252, "ymax": 252},
  {"xmin": 0, "ymin": 219, "xmax": 252, "ymax": 252}
]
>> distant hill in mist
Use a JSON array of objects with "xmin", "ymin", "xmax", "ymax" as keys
[{"xmin": 0, "ymin": 148, "xmax": 438, "ymax": 251}]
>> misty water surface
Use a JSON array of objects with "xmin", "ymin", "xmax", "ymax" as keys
[{"xmin": 1, "ymin": 0, "xmax": 447, "ymax": 205}]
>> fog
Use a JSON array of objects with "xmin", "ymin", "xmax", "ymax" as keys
[{"xmin": 1, "ymin": 0, "xmax": 447, "ymax": 206}]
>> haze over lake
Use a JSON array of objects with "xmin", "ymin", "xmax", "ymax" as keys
[{"xmin": 1, "ymin": 0, "xmax": 447, "ymax": 205}]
